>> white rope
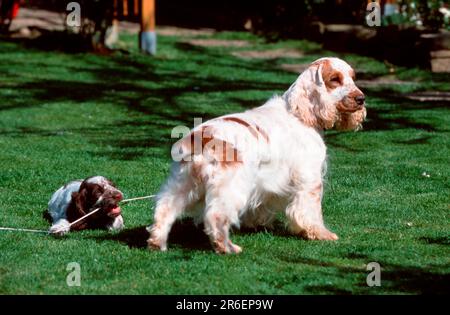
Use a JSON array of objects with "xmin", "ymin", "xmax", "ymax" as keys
[
  {"xmin": 121, "ymin": 195, "xmax": 155, "ymax": 203},
  {"xmin": 68, "ymin": 207, "xmax": 101, "ymax": 228},
  {"xmin": 0, "ymin": 227, "xmax": 47, "ymax": 233}
]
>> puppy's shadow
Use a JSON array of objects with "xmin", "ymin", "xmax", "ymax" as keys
[
  {"xmin": 93, "ymin": 218, "xmax": 212, "ymax": 250},
  {"xmin": 42, "ymin": 209, "xmax": 52, "ymax": 223}
]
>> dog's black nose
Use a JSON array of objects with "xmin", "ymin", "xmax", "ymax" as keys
[{"xmin": 355, "ymin": 95, "xmax": 365, "ymax": 106}]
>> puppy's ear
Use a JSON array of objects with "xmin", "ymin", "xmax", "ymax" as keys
[
  {"xmin": 66, "ymin": 189, "xmax": 88, "ymax": 230},
  {"xmin": 66, "ymin": 189, "xmax": 87, "ymax": 222},
  {"xmin": 72, "ymin": 189, "xmax": 87, "ymax": 216}
]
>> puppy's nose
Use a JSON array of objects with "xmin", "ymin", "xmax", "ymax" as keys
[
  {"xmin": 114, "ymin": 192, "xmax": 123, "ymax": 201},
  {"xmin": 355, "ymin": 95, "xmax": 365, "ymax": 106}
]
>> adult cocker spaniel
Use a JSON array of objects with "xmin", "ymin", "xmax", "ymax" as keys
[{"xmin": 148, "ymin": 57, "xmax": 366, "ymax": 254}]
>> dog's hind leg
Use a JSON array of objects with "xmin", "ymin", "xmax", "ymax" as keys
[
  {"xmin": 147, "ymin": 164, "xmax": 200, "ymax": 251},
  {"xmin": 204, "ymin": 206, "xmax": 242, "ymax": 254},
  {"xmin": 148, "ymin": 190, "xmax": 190, "ymax": 251},
  {"xmin": 203, "ymin": 173, "xmax": 249, "ymax": 254}
]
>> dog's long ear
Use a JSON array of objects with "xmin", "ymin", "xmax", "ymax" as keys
[
  {"xmin": 291, "ymin": 60, "xmax": 340, "ymax": 130},
  {"xmin": 66, "ymin": 189, "xmax": 89, "ymax": 230},
  {"xmin": 73, "ymin": 189, "xmax": 88, "ymax": 214},
  {"xmin": 283, "ymin": 67, "xmax": 321, "ymax": 128},
  {"xmin": 315, "ymin": 61, "xmax": 325, "ymax": 86}
]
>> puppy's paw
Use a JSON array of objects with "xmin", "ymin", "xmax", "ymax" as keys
[
  {"xmin": 49, "ymin": 220, "xmax": 71, "ymax": 236},
  {"xmin": 107, "ymin": 215, "xmax": 124, "ymax": 231}
]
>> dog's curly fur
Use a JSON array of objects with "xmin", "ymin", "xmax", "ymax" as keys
[{"xmin": 147, "ymin": 57, "xmax": 366, "ymax": 254}]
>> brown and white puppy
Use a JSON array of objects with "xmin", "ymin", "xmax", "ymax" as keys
[
  {"xmin": 147, "ymin": 57, "xmax": 366, "ymax": 254},
  {"xmin": 47, "ymin": 176, "xmax": 124, "ymax": 235}
]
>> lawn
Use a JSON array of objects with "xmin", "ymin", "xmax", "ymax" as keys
[{"xmin": 0, "ymin": 28, "xmax": 449, "ymax": 295}]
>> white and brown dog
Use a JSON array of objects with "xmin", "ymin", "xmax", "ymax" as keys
[
  {"xmin": 148, "ymin": 57, "xmax": 366, "ymax": 254},
  {"xmin": 47, "ymin": 176, "xmax": 124, "ymax": 235}
]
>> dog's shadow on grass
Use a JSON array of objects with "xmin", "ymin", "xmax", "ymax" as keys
[
  {"xmin": 92, "ymin": 219, "xmax": 212, "ymax": 251},
  {"xmin": 92, "ymin": 218, "xmax": 292, "ymax": 251}
]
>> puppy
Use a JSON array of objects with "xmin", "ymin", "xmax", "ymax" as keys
[{"xmin": 47, "ymin": 176, "xmax": 124, "ymax": 235}]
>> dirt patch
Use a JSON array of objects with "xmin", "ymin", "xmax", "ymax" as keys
[
  {"xmin": 430, "ymin": 50, "xmax": 450, "ymax": 73},
  {"xmin": 9, "ymin": 8, "xmax": 65, "ymax": 32},
  {"xmin": 157, "ymin": 26, "xmax": 216, "ymax": 37},
  {"xmin": 232, "ymin": 48, "xmax": 303, "ymax": 59},
  {"xmin": 183, "ymin": 39, "xmax": 250, "ymax": 47},
  {"xmin": 278, "ymin": 63, "xmax": 310, "ymax": 73},
  {"xmin": 9, "ymin": 8, "xmax": 216, "ymax": 38},
  {"xmin": 277, "ymin": 67, "xmax": 424, "ymax": 89},
  {"xmin": 405, "ymin": 91, "xmax": 450, "ymax": 102},
  {"xmin": 355, "ymin": 75, "xmax": 418, "ymax": 88}
]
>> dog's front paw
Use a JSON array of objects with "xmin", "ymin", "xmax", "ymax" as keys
[
  {"xmin": 228, "ymin": 241, "xmax": 243, "ymax": 254},
  {"xmin": 107, "ymin": 215, "xmax": 124, "ymax": 231},
  {"xmin": 49, "ymin": 220, "xmax": 71, "ymax": 236},
  {"xmin": 302, "ymin": 226, "xmax": 338, "ymax": 241},
  {"xmin": 315, "ymin": 228, "xmax": 338, "ymax": 241},
  {"xmin": 213, "ymin": 240, "xmax": 243, "ymax": 254}
]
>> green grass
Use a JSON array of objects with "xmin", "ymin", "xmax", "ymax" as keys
[{"xmin": 0, "ymin": 30, "xmax": 449, "ymax": 295}]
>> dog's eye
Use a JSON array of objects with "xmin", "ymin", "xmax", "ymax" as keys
[{"xmin": 330, "ymin": 77, "xmax": 340, "ymax": 83}]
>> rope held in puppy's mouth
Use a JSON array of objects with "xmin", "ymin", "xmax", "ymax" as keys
[{"xmin": 0, "ymin": 194, "xmax": 156, "ymax": 234}]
